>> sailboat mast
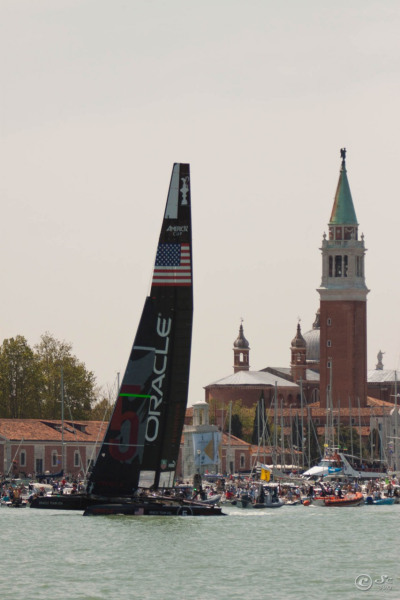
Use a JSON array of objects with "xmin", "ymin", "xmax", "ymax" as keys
[
  {"xmin": 358, "ymin": 396, "xmax": 363, "ymax": 464},
  {"xmin": 300, "ymin": 378, "xmax": 304, "ymax": 468},
  {"xmin": 228, "ymin": 401, "xmax": 232, "ymax": 474},
  {"xmin": 394, "ymin": 371, "xmax": 398, "ymax": 471},
  {"xmin": 280, "ymin": 395, "xmax": 284, "ymax": 469},
  {"xmin": 307, "ymin": 404, "xmax": 311, "ymax": 468},
  {"xmin": 61, "ymin": 367, "xmax": 65, "ymax": 474},
  {"xmin": 349, "ymin": 396, "xmax": 354, "ymax": 457},
  {"xmin": 274, "ymin": 382, "xmax": 278, "ymax": 472}
]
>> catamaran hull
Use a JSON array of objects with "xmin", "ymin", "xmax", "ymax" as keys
[
  {"xmin": 29, "ymin": 495, "xmax": 101, "ymax": 510},
  {"xmin": 83, "ymin": 501, "xmax": 225, "ymax": 517}
]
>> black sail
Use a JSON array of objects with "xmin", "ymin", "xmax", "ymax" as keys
[{"xmin": 88, "ymin": 164, "xmax": 193, "ymax": 497}]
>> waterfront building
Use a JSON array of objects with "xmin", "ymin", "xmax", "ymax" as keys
[{"xmin": 0, "ymin": 419, "xmax": 107, "ymax": 479}]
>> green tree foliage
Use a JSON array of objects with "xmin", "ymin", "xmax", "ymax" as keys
[
  {"xmin": 337, "ymin": 424, "xmax": 362, "ymax": 457},
  {"xmin": 0, "ymin": 333, "xmax": 97, "ymax": 420},
  {"xmin": 231, "ymin": 400, "xmax": 256, "ymax": 443},
  {"xmin": 0, "ymin": 336, "xmax": 43, "ymax": 418},
  {"xmin": 35, "ymin": 333, "xmax": 96, "ymax": 420},
  {"xmin": 90, "ymin": 397, "xmax": 113, "ymax": 422},
  {"xmin": 307, "ymin": 419, "xmax": 323, "ymax": 465},
  {"xmin": 206, "ymin": 397, "xmax": 226, "ymax": 428},
  {"xmin": 231, "ymin": 413, "xmax": 243, "ymax": 439},
  {"xmin": 90, "ymin": 383, "xmax": 116, "ymax": 421}
]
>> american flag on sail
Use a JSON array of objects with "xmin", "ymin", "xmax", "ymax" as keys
[{"xmin": 152, "ymin": 243, "xmax": 191, "ymax": 286}]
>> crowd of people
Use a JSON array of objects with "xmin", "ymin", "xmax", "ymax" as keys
[
  {"xmin": 176, "ymin": 472, "xmax": 400, "ymax": 505},
  {"xmin": 0, "ymin": 475, "xmax": 86, "ymax": 506}
]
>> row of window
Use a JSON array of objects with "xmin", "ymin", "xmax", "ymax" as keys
[{"xmin": 18, "ymin": 450, "xmax": 83, "ymax": 469}]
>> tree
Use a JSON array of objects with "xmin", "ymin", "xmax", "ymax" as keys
[
  {"xmin": 91, "ymin": 383, "xmax": 116, "ymax": 421},
  {"xmin": 206, "ymin": 397, "xmax": 231, "ymax": 430},
  {"xmin": 0, "ymin": 336, "xmax": 43, "ymax": 418},
  {"xmin": 35, "ymin": 332, "xmax": 96, "ymax": 420},
  {"xmin": 230, "ymin": 400, "xmax": 256, "ymax": 443},
  {"xmin": 337, "ymin": 424, "xmax": 362, "ymax": 458},
  {"xmin": 231, "ymin": 413, "xmax": 243, "ymax": 439}
]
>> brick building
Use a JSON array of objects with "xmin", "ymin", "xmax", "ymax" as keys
[{"xmin": 0, "ymin": 419, "xmax": 107, "ymax": 479}]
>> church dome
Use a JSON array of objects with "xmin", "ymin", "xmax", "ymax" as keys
[
  {"xmin": 303, "ymin": 310, "xmax": 320, "ymax": 361},
  {"xmin": 233, "ymin": 323, "xmax": 249, "ymax": 349}
]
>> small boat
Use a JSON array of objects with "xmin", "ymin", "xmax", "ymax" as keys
[
  {"xmin": 1, "ymin": 497, "xmax": 28, "ymax": 508},
  {"xmin": 314, "ymin": 492, "xmax": 364, "ymax": 507},
  {"xmin": 303, "ymin": 447, "xmax": 387, "ymax": 480},
  {"xmin": 283, "ymin": 499, "xmax": 301, "ymax": 506},
  {"xmin": 365, "ymin": 496, "xmax": 395, "ymax": 506},
  {"xmin": 3, "ymin": 501, "xmax": 28, "ymax": 508},
  {"xmin": 231, "ymin": 484, "xmax": 284, "ymax": 509}
]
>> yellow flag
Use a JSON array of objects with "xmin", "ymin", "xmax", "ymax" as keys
[{"xmin": 260, "ymin": 468, "xmax": 270, "ymax": 482}]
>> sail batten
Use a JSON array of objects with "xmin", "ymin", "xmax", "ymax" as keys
[{"xmin": 88, "ymin": 164, "xmax": 193, "ymax": 497}]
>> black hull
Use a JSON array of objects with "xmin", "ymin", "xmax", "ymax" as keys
[
  {"xmin": 83, "ymin": 500, "xmax": 225, "ymax": 517},
  {"xmin": 29, "ymin": 494, "xmax": 100, "ymax": 510}
]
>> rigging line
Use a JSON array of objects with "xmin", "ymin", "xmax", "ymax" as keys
[
  {"xmin": 101, "ymin": 442, "xmax": 146, "ymax": 448},
  {"xmin": 7, "ymin": 437, "xmax": 24, "ymax": 477},
  {"xmin": 85, "ymin": 374, "xmax": 119, "ymax": 479},
  {"xmin": 65, "ymin": 400, "xmax": 85, "ymax": 475}
]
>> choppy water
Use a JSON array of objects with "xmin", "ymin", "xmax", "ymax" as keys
[{"xmin": 0, "ymin": 503, "xmax": 399, "ymax": 600}]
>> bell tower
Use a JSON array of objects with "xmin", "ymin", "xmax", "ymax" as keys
[
  {"xmin": 290, "ymin": 321, "xmax": 307, "ymax": 383},
  {"xmin": 318, "ymin": 149, "xmax": 369, "ymax": 409},
  {"xmin": 233, "ymin": 321, "xmax": 250, "ymax": 373}
]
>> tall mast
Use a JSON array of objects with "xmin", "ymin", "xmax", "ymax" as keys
[
  {"xmin": 394, "ymin": 372, "xmax": 398, "ymax": 471},
  {"xmin": 228, "ymin": 401, "xmax": 232, "ymax": 474},
  {"xmin": 61, "ymin": 367, "xmax": 65, "ymax": 474},
  {"xmin": 300, "ymin": 378, "xmax": 304, "ymax": 468},
  {"xmin": 274, "ymin": 382, "xmax": 278, "ymax": 472}
]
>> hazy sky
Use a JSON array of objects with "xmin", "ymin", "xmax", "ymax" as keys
[{"xmin": 2, "ymin": 0, "xmax": 400, "ymax": 406}]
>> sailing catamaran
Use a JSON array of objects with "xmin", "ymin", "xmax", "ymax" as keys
[{"xmin": 30, "ymin": 163, "xmax": 223, "ymax": 516}]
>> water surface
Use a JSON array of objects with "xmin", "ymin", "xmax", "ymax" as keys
[{"xmin": 1, "ymin": 503, "xmax": 399, "ymax": 600}]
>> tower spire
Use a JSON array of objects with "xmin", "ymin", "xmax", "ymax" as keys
[{"xmin": 329, "ymin": 148, "xmax": 358, "ymax": 228}]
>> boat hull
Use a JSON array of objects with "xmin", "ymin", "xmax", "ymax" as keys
[
  {"xmin": 231, "ymin": 497, "xmax": 284, "ymax": 509},
  {"xmin": 365, "ymin": 497, "xmax": 395, "ymax": 505},
  {"xmin": 29, "ymin": 494, "xmax": 100, "ymax": 510},
  {"xmin": 83, "ymin": 500, "xmax": 225, "ymax": 517},
  {"xmin": 319, "ymin": 492, "xmax": 364, "ymax": 507}
]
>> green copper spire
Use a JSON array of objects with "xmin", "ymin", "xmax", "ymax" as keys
[{"xmin": 329, "ymin": 148, "xmax": 358, "ymax": 225}]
